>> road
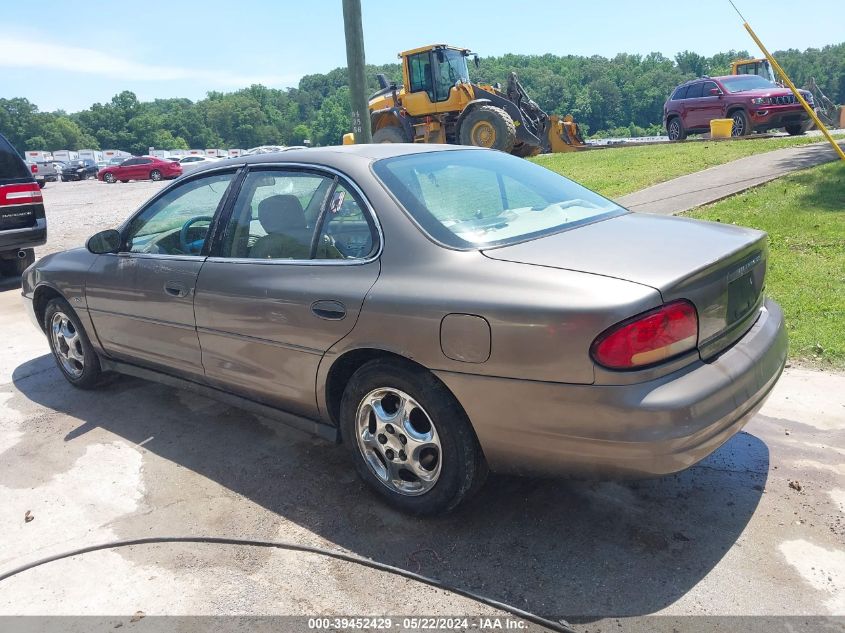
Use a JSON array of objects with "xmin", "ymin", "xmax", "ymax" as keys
[{"xmin": 0, "ymin": 180, "xmax": 843, "ymax": 629}]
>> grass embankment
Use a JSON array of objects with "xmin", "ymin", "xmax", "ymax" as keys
[
  {"xmin": 531, "ymin": 134, "xmax": 845, "ymax": 199},
  {"xmin": 686, "ymin": 162, "xmax": 845, "ymax": 370}
]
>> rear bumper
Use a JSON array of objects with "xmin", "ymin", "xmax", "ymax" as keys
[
  {"xmin": 435, "ymin": 298, "xmax": 787, "ymax": 478},
  {"xmin": 0, "ymin": 219, "xmax": 47, "ymax": 253}
]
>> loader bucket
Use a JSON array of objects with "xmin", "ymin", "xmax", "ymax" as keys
[{"xmin": 546, "ymin": 115, "xmax": 586, "ymax": 153}]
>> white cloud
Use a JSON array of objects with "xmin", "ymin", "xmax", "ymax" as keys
[{"xmin": 0, "ymin": 35, "xmax": 298, "ymax": 88}]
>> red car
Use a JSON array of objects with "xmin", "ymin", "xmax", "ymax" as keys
[
  {"xmin": 98, "ymin": 156, "xmax": 182, "ymax": 183},
  {"xmin": 664, "ymin": 74, "xmax": 813, "ymax": 140}
]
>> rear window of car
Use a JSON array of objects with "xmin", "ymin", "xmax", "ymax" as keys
[
  {"xmin": 373, "ymin": 149, "xmax": 626, "ymax": 249},
  {"xmin": 672, "ymin": 85, "xmax": 689, "ymax": 100},
  {"xmin": 0, "ymin": 134, "xmax": 31, "ymax": 181}
]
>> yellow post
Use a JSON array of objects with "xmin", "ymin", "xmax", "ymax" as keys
[{"xmin": 741, "ymin": 21, "xmax": 845, "ymax": 161}]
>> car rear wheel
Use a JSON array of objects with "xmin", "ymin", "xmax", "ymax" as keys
[
  {"xmin": 103, "ymin": 172, "xmax": 115, "ymax": 183},
  {"xmin": 785, "ymin": 124, "xmax": 805, "ymax": 136},
  {"xmin": 150, "ymin": 169, "xmax": 162, "ymax": 181},
  {"xmin": 340, "ymin": 359, "xmax": 487, "ymax": 515},
  {"xmin": 731, "ymin": 110, "xmax": 751, "ymax": 137},
  {"xmin": 667, "ymin": 116, "xmax": 686, "ymax": 141},
  {"xmin": 44, "ymin": 297, "xmax": 103, "ymax": 389}
]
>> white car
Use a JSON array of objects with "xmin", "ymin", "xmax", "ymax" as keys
[{"xmin": 178, "ymin": 155, "xmax": 221, "ymax": 173}]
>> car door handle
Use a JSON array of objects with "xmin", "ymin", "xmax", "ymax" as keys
[
  {"xmin": 311, "ymin": 300, "xmax": 346, "ymax": 320},
  {"xmin": 164, "ymin": 281, "xmax": 190, "ymax": 298}
]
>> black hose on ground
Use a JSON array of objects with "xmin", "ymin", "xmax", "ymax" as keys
[{"xmin": 0, "ymin": 535, "xmax": 576, "ymax": 633}]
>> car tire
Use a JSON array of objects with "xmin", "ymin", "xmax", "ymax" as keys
[
  {"xmin": 150, "ymin": 170, "xmax": 162, "ymax": 182},
  {"xmin": 339, "ymin": 358, "xmax": 488, "ymax": 515},
  {"xmin": 0, "ymin": 248, "xmax": 34, "ymax": 277},
  {"xmin": 120, "ymin": 180, "xmax": 128, "ymax": 183},
  {"xmin": 785, "ymin": 124, "xmax": 805, "ymax": 136},
  {"xmin": 372, "ymin": 126, "xmax": 408, "ymax": 143},
  {"xmin": 459, "ymin": 105, "xmax": 517, "ymax": 153},
  {"xmin": 667, "ymin": 116, "xmax": 687, "ymax": 141},
  {"xmin": 731, "ymin": 110, "xmax": 751, "ymax": 137},
  {"xmin": 44, "ymin": 297, "xmax": 103, "ymax": 389},
  {"xmin": 103, "ymin": 172, "xmax": 115, "ymax": 183}
]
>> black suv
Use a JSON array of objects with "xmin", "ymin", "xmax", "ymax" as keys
[
  {"xmin": 0, "ymin": 133, "xmax": 46, "ymax": 276},
  {"xmin": 61, "ymin": 158, "xmax": 99, "ymax": 181}
]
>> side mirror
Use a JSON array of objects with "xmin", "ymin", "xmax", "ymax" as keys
[
  {"xmin": 87, "ymin": 229, "xmax": 122, "ymax": 254},
  {"xmin": 435, "ymin": 49, "xmax": 445, "ymax": 64},
  {"xmin": 474, "ymin": 55, "xmax": 480, "ymax": 68},
  {"xmin": 709, "ymin": 88, "xmax": 723, "ymax": 96}
]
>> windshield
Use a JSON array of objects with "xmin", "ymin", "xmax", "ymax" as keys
[
  {"xmin": 721, "ymin": 75, "xmax": 777, "ymax": 93},
  {"xmin": 373, "ymin": 149, "xmax": 626, "ymax": 249},
  {"xmin": 434, "ymin": 49, "xmax": 470, "ymax": 101}
]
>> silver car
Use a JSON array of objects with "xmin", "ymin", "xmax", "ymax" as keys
[{"xmin": 22, "ymin": 145, "xmax": 786, "ymax": 515}]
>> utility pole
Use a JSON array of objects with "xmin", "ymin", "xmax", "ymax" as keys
[{"xmin": 342, "ymin": 0, "xmax": 372, "ymax": 143}]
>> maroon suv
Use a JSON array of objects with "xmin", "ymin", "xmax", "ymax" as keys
[{"xmin": 664, "ymin": 74, "xmax": 813, "ymax": 140}]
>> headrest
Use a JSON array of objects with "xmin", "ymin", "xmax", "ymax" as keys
[{"xmin": 257, "ymin": 194, "xmax": 306, "ymax": 234}]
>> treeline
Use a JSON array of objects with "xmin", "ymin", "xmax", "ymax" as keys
[{"xmin": 1, "ymin": 42, "xmax": 842, "ymax": 153}]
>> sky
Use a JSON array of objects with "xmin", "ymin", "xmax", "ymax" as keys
[{"xmin": 1, "ymin": 0, "xmax": 842, "ymax": 113}]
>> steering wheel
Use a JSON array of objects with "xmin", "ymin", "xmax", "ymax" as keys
[{"xmin": 179, "ymin": 216, "xmax": 213, "ymax": 254}]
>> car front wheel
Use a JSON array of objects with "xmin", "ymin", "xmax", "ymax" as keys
[
  {"xmin": 44, "ymin": 297, "xmax": 103, "ymax": 389},
  {"xmin": 731, "ymin": 110, "xmax": 751, "ymax": 137},
  {"xmin": 340, "ymin": 359, "xmax": 487, "ymax": 515},
  {"xmin": 103, "ymin": 172, "xmax": 115, "ymax": 183}
]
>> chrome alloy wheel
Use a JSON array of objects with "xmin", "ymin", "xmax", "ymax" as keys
[
  {"xmin": 731, "ymin": 112, "xmax": 745, "ymax": 136},
  {"xmin": 355, "ymin": 388, "xmax": 442, "ymax": 496},
  {"xmin": 50, "ymin": 311, "xmax": 84, "ymax": 378},
  {"xmin": 668, "ymin": 118, "xmax": 681, "ymax": 140}
]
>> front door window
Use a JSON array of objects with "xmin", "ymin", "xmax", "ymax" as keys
[{"xmin": 124, "ymin": 172, "xmax": 234, "ymax": 255}]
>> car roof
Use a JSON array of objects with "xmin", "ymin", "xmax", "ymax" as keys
[{"xmin": 185, "ymin": 143, "xmax": 484, "ymax": 176}]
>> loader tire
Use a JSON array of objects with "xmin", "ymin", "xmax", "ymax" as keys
[
  {"xmin": 373, "ymin": 126, "xmax": 408, "ymax": 143},
  {"xmin": 459, "ymin": 106, "xmax": 516, "ymax": 153}
]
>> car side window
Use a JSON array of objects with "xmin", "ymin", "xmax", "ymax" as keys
[
  {"xmin": 673, "ymin": 86, "xmax": 689, "ymax": 100},
  {"xmin": 222, "ymin": 170, "xmax": 332, "ymax": 260},
  {"xmin": 702, "ymin": 81, "xmax": 718, "ymax": 96},
  {"xmin": 685, "ymin": 82, "xmax": 704, "ymax": 99},
  {"xmin": 123, "ymin": 172, "xmax": 235, "ymax": 256},
  {"xmin": 317, "ymin": 184, "xmax": 376, "ymax": 260},
  {"xmin": 137, "ymin": 158, "xmax": 152, "ymax": 165},
  {"xmin": 221, "ymin": 170, "xmax": 374, "ymax": 261},
  {"xmin": 121, "ymin": 158, "xmax": 138, "ymax": 167}
]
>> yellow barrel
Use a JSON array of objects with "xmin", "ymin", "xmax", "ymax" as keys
[{"xmin": 710, "ymin": 119, "xmax": 733, "ymax": 139}]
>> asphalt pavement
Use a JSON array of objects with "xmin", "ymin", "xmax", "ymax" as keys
[{"xmin": 616, "ymin": 138, "xmax": 845, "ymax": 215}]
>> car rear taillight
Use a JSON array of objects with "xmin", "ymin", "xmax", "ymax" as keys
[
  {"xmin": 591, "ymin": 300, "xmax": 698, "ymax": 370},
  {"xmin": 0, "ymin": 182, "xmax": 43, "ymax": 207},
  {"xmin": 30, "ymin": 163, "xmax": 38, "ymax": 174}
]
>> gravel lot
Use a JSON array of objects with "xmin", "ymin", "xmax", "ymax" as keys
[
  {"xmin": 0, "ymin": 180, "xmax": 843, "ymax": 629},
  {"xmin": 36, "ymin": 179, "xmax": 167, "ymax": 257}
]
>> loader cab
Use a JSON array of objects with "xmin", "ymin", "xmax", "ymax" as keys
[
  {"xmin": 401, "ymin": 45, "xmax": 474, "ymax": 116},
  {"xmin": 731, "ymin": 58, "xmax": 777, "ymax": 84}
]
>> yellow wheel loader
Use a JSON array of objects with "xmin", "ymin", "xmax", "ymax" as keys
[{"xmin": 346, "ymin": 44, "xmax": 585, "ymax": 156}]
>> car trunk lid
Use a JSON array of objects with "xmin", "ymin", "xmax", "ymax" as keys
[{"xmin": 482, "ymin": 213, "xmax": 767, "ymax": 359}]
